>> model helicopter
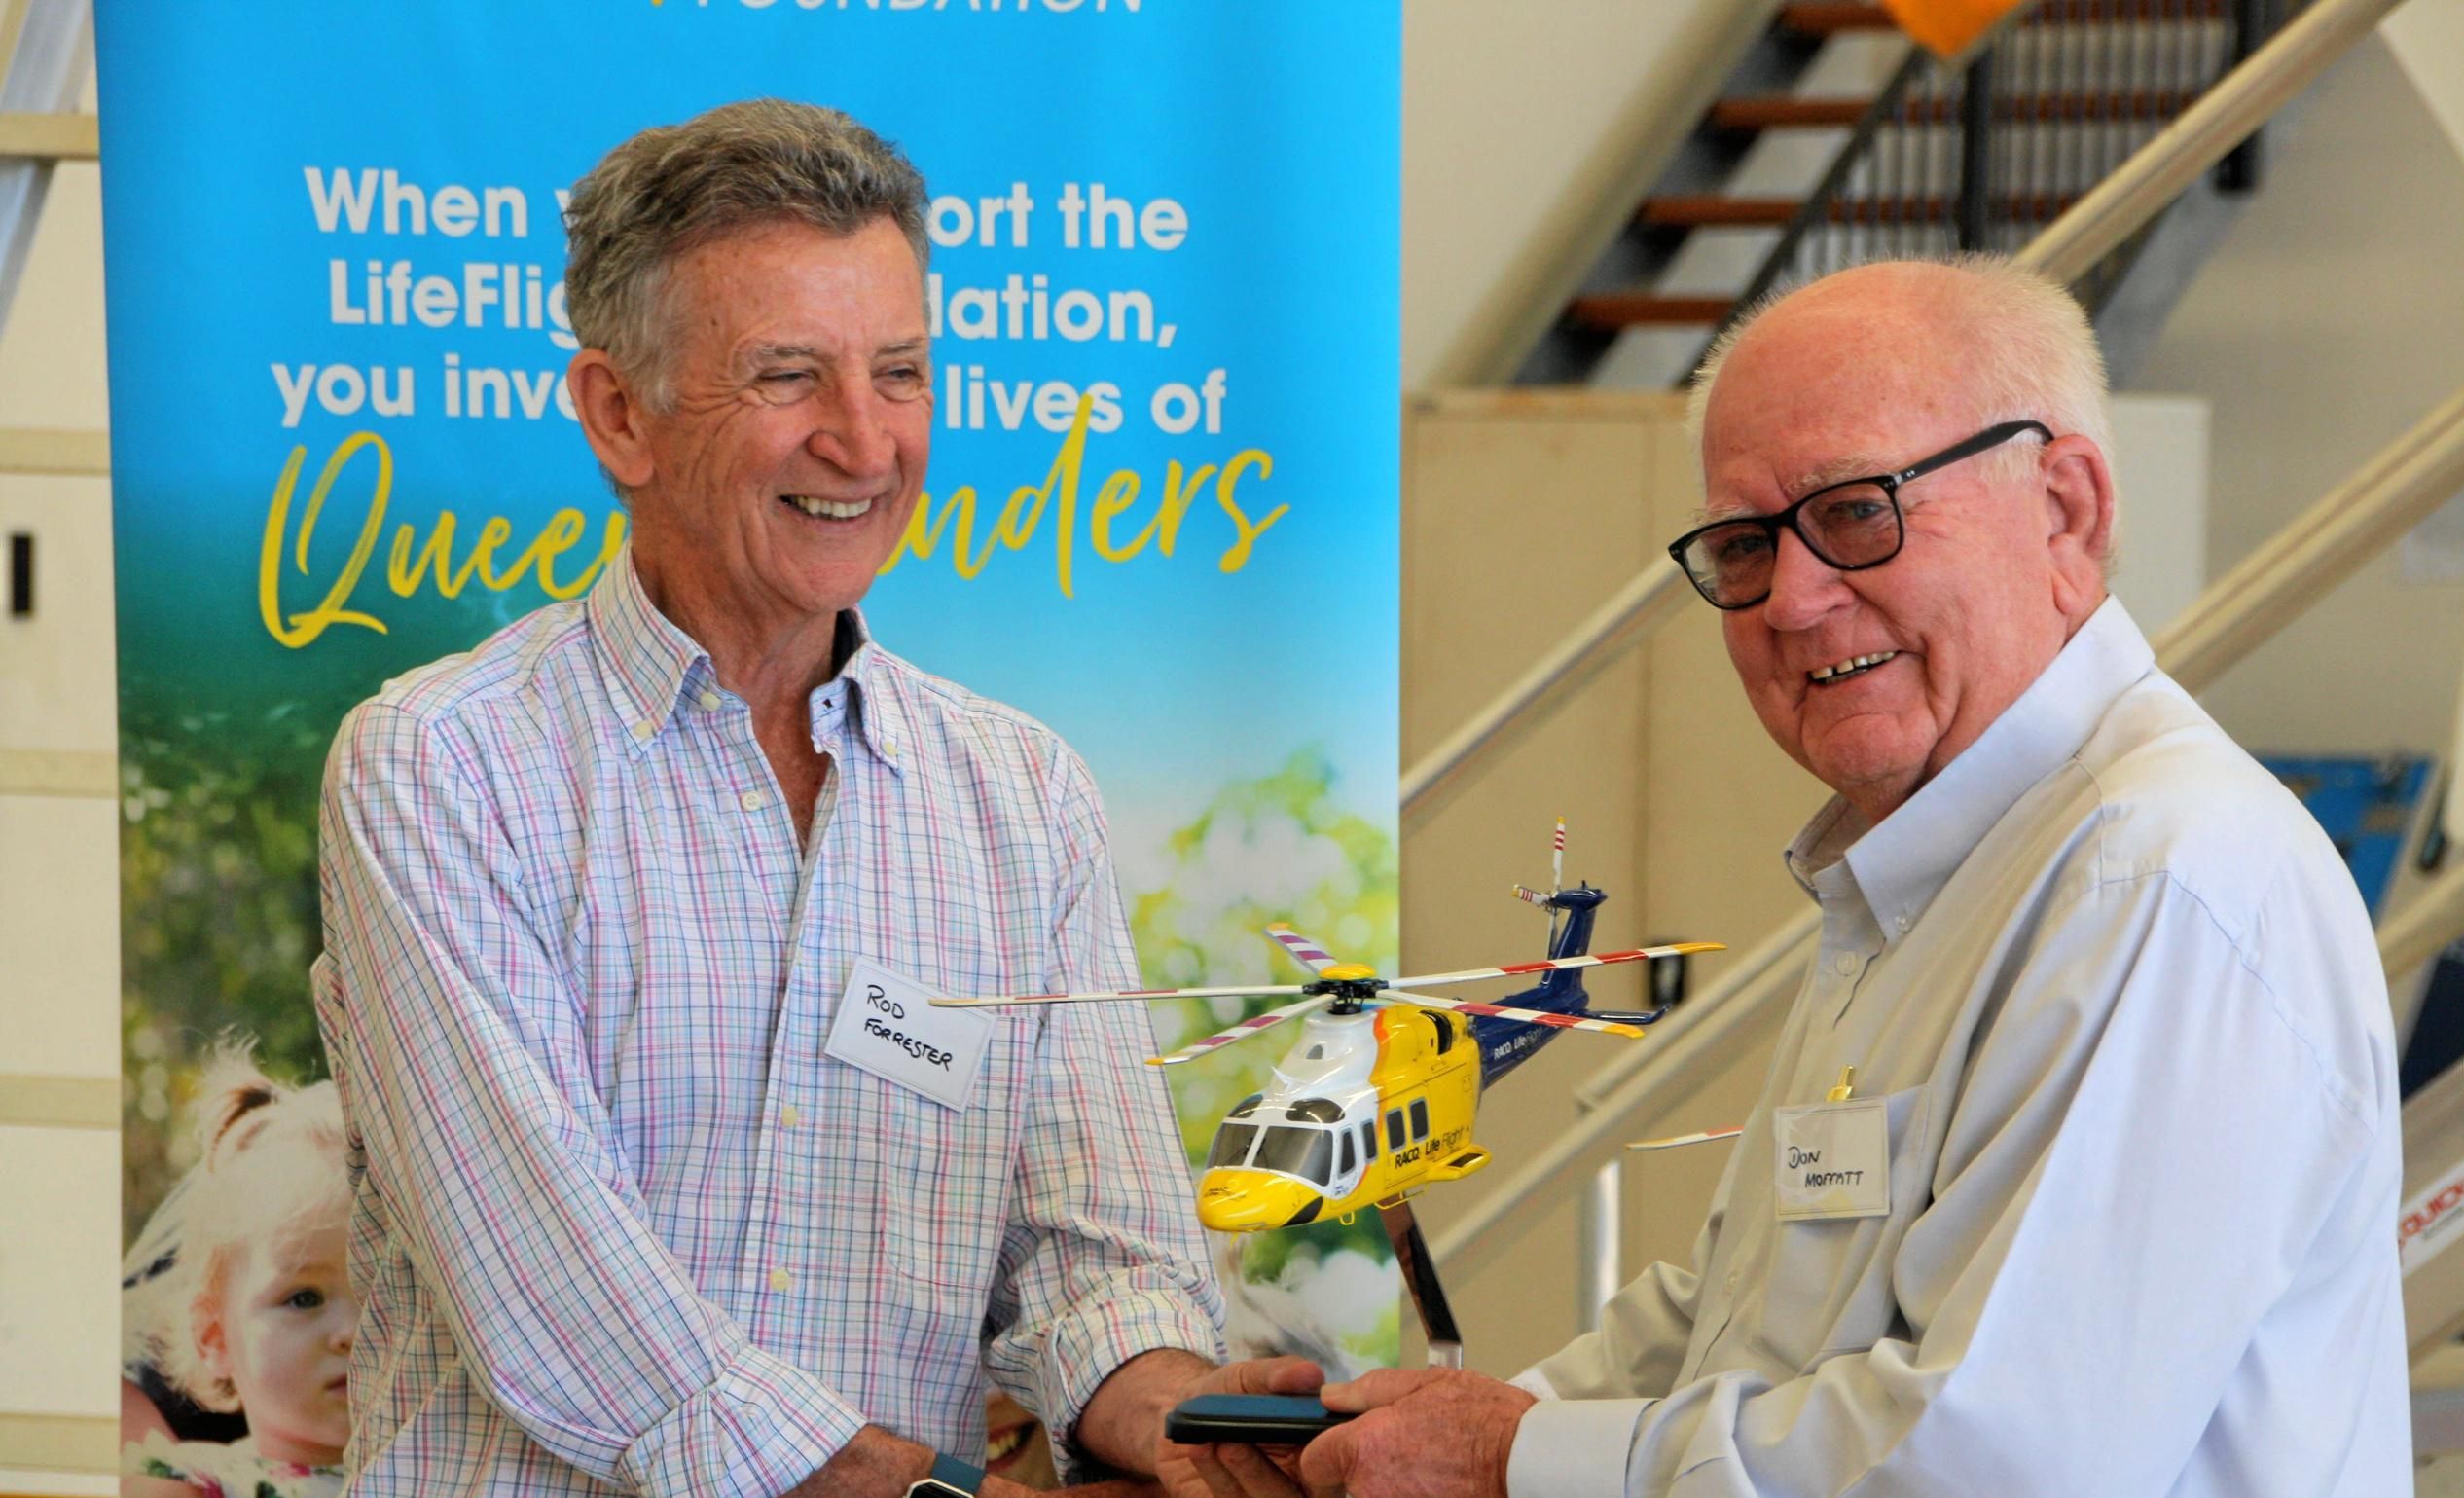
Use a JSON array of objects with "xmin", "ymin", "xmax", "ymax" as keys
[{"xmin": 931, "ymin": 822, "xmax": 1721, "ymax": 1234}]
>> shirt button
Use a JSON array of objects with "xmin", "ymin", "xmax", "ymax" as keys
[
  {"xmin": 883, "ymin": 735, "xmax": 899, "ymax": 758},
  {"xmin": 1725, "ymin": 1270, "xmax": 1740, "ymax": 1292},
  {"xmin": 698, "ymin": 690, "xmax": 722, "ymax": 711},
  {"xmin": 740, "ymin": 789, "xmax": 767, "ymax": 812},
  {"xmin": 1833, "ymin": 952, "xmax": 1859, "ymax": 976},
  {"xmin": 631, "ymin": 721, "xmax": 656, "ymax": 742},
  {"xmin": 780, "ymin": 1104, "xmax": 802, "ymax": 1128},
  {"xmin": 1895, "ymin": 915, "xmax": 1912, "ymax": 934},
  {"xmin": 768, "ymin": 1267, "xmax": 793, "ymax": 1293}
]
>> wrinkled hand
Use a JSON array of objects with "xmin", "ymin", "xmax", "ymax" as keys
[
  {"xmin": 1298, "ymin": 1368, "xmax": 1536, "ymax": 1498},
  {"xmin": 1155, "ymin": 1355, "xmax": 1325, "ymax": 1498}
]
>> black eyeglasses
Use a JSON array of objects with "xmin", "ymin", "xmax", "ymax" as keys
[{"xmin": 1666, "ymin": 420, "xmax": 2053, "ymax": 610}]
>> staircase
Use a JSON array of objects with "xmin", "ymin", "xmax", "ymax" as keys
[{"xmin": 1521, "ymin": 0, "xmax": 2286, "ymax": 388}]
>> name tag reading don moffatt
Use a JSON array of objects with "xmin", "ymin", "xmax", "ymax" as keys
[
  {"xmin": 1772, "ymin": 1097, "xmax": 1891, "ymax": 1222},
  {"xmin": 824, "ymin": 958, "xmax": 993, "ymax": 1112}
]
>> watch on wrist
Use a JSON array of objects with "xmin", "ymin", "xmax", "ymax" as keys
[{"xmin": 905, "ymin": 1451, "xmax": 987, "ymax": 1498}]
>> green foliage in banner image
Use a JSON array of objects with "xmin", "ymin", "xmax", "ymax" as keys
[
  {"xmin": 118, "ymin": 698, "xmax": 336, "ymax": 1236},
  {"xmin": 1130, "ymin": 746, "xmax": 1399, "ymax": 1361}
]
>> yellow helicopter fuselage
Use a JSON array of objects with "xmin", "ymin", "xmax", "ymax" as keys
[{"xmin": 1195, "ymin": 1004, "xmax": 1492, "ymax": 1232}]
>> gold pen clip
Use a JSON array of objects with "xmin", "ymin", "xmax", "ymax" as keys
[{"xmin": 1827, "ymin": 1066, "xmax": 1857, "ymax": 1103}]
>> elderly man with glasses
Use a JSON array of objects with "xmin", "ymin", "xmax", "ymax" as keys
[{"xmin": 1182, "ymin": 258, "xmax": 2409, "ymax": 1498}]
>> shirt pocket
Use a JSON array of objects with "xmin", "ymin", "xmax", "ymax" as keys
[
  {"xmin": 878, "ymin": 1012, "xmax": 1035, "ymax": 1297},
  {"xmin": 1749, "ymin": 1083, "xmax": 1930, "ymax": 1370}
]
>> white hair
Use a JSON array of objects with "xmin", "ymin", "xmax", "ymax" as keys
[{"xmin": 1685, "ymin": 255, "xmax": 2117, "ymax": 560}]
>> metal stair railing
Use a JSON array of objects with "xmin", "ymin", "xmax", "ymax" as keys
[{"xmin": 1425, "ymin": 0, "xmax": 2435, "ymax": 1283}]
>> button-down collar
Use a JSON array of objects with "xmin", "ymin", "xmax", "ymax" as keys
[{"xmin": 587, "ymin": 548, "xmax": 906, "ymax": 777}]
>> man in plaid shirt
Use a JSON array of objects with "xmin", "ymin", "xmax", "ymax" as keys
[{"xmin": 312, "ymin": 100, "xmax": 1289, "ymax": 1498}]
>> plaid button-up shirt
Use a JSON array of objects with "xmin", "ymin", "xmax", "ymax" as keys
[{"xmin": 313, "ymin": 554, "xmax": 1222, "ymax": 1497}]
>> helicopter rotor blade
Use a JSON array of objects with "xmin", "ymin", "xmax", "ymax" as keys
[
  {"xmin": 1385, "ymin": 991, "xmax": 1651, "ymax": 1038},
  {"xmin": 1143, "ymin": 995, "xmax": 1332, "ymax": 1067},
  {"xmin": 929, "ymin": 981, "xmax": 1311, "ymax": 1009},
  {"xmin": 1378, "ymin": 941, "xmax": 1724, "ymax": 993},
  {"xmin": 1264, "ymin": 923, "xmax": 1339, "ymax": 975}
]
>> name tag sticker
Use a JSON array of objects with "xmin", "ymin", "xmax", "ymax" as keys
[
  {"xmin": 1772, "ymin": 1097, "xmax": 1891, "ymax": 1221},
  {"xmin": 824, "ymin": 957, "xmax": 993, "ymax": 1112}
]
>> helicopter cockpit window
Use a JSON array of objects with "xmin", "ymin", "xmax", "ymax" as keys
[
  {"xmin": 1253, "ymin": 1125, "xmax": 1334, "ymax": 1186},
  {"xmin": 1227, "ymin": 1093, "xmax": 1265, "ymax": 1120},
  {"xmin": 1339, "ymin": 1130, "xmax": 1357, "ymax": 1177},
  {"xmin": 1207, "ymin": 1121, "xmax": 1260, "ymax": 1169},
  {"xmin": 1359, "ymin": 1121, "xmax": 1377, "ymax": 1158},
  {"xmin": 1286, "ymin": 1097, "xmax": 1345, "ymax": 1124},
  {"xmin": 1304, "ymin": 1044, "xmax": 1326, "ymax": 1060}
]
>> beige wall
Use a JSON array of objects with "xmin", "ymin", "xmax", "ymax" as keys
[
  {"xmin": 2130, "ymin": 35, "xmax": 2464, "ymax": 758},
  {"xmin": 0, "ymin": 138, "xmax": 117, "ymax": 1494}
]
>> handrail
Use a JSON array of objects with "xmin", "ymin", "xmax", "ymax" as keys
[
  {"xmin": 1401, "ymin": 0, "xmax": 2410, "ymax": 825},
  {"xmin": 1399, "ymin": 559, "xmax": 1688, "ymax": 815},
  {"xmin": 2155, "ymin": 385, "xmax": 2464, "ymax": 695},
  {"xmin": 1434, "ymin": 373, "xmax": 2464, "ymax": 1280},
  {"xmin": 2016, "ymin": 0, "xmax": 2408, "ymax": 284},
  {"xmin": 1435, "ymin": 914, "xmax": 1819, "ymax": 1283}
]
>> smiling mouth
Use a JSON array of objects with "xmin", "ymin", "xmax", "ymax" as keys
[
  {"xmin": 1808, "ymin": 650, "xmax": 1899, "ymax": 685},
  {"xmin": 780, "ymin": 494, "xmax": 873, "ymax": 521}
]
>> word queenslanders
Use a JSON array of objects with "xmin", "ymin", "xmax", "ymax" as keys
[
  {"xmin": 881, "ymin": 394, "xmax": 1284, "ymax": 597},
  {"xmin": 256, "ymin": 408, "xmax": 1286, "ymax": 647}
]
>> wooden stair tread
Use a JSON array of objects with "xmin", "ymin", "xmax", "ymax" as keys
[
  {"xmin": 1640, "ymin": 190, "xmax": 2084, "ymax": 228},
  {"xmin": 1566, "ymin": 294, "xmax": 1738, "ymax": 328},
  {"xmin": 1711, "ymin": 89, "xmax": 2196, "ymax": 131}
]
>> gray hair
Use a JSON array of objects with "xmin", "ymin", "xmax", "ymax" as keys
[
  {"xmin": 1685, "ymin": 256, "xmax": 2116, "ymax": 550},
  {"xmin": 562, "ymin": 98, "xmax": 930, "ymax": 411}
]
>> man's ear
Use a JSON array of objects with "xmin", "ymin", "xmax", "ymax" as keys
[
  {"xmin": 2041, "ymin": 432, "xmax": 2115, "ymax": 622},
  {"xmin": 569, "ymin": 349, "xmax": 657, "ymax": 492}
]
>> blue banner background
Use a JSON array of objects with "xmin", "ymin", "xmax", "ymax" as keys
[{"xmin": 99, "ymin": 0, "xmax": 1402, "ymax": 1385}]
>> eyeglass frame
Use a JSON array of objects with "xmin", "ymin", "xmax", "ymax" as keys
[{"xmin": 1665, "ymin": 420, "xmax": 2055, "ymax": 610}]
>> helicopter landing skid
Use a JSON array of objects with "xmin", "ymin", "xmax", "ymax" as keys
[{"xmin": 1376, "ymin": 1197, "xmax": 1464, "ymax": 1369}]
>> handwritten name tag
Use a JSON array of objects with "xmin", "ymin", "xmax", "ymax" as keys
[
  {"xmin": 1772, "ymin": 1097, "xmax": 1891, "ymax": 1221},
  {"xmin": 824, "ymin": 957, "xmax": 994, "ymax": 1112}
]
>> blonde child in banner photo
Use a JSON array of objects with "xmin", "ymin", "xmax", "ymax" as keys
[{"xmin": 122, "ymin": 1048, "xmax": 355, "ymax": 1498}]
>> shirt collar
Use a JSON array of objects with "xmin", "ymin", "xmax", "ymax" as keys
[
  {"xmin": 588, "ymin": 546, "xmax": 705, "ymax": 746},
  {"xmin": 587, "ymin": 548, "xmax": 907, "ymax": 776},
  {"xmin": 813, "ymin": 610, "xmax": 909, "ymax": 777},
  {"xmin": 1788, "ymin": 595, "xmax": 2156, "ymax": 936}
]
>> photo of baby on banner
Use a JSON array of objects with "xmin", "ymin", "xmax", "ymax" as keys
[{"xmin": 119, "ymin": 1044, "xmax": 351, "ymax": 1498}]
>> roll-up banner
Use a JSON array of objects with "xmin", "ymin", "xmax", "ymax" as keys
[{"xmin": 98, "ymin": 4, "xmax": 1398, "ymax": 1483}]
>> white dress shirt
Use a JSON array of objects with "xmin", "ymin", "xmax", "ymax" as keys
[{"xmin": 1508, "ymin": 599, "xmax": 2409, "ymax": 1497}]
